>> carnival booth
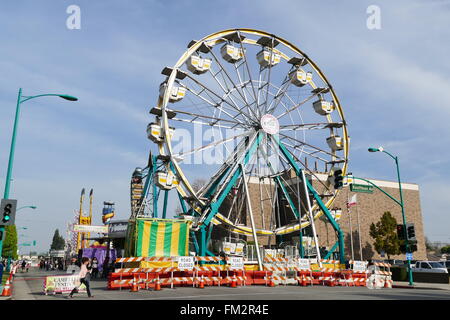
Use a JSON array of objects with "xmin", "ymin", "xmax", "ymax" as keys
[{"xmin": 125, "ymin": 217, "xmax": 191, "ymax": 259}]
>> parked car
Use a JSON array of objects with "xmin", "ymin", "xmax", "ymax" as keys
[
  {"xmin": 412, "ymin": 261, "xmax": 448, "ymax": 273},
  {"xmin": 441, "ymin": 260, "xmax": 450, "ymax": 271}
]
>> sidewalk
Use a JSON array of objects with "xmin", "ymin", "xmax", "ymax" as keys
[{"xmin": 393, "ymin": 281, "xmax": 450, "ymax": 291}]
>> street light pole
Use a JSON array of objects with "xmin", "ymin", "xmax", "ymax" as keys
[
  {"xmin": 368, "ymin": 147, "xmax": 413, "ymax": 286},
  {"xmin": 0, "ymin": 88, "xmax": 77, "ymax": 258}
]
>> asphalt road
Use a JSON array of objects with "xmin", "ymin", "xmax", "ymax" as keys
[{"xmin": 10, "ymin": 269, "xmax": 450, "ymax": 300}]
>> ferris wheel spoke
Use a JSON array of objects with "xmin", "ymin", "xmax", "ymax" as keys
[
  {"xmin": 275, "ymin": 90, "xmax": 324, "ymax": 120},
  {"xmin": 206, "ymin": 69, "xmax": 255, "ymax": 126},
  {"xmin": 280, "ymin": 140, "xmax": 332, "ymax": 164},
  {"xmin": 207, "ymin": 131, "xmax": 259, "ymax": 204},
  {"xmin": 207, "ymin": 49, "xmax": 260, "ymax": 121},
  {"xmin": 236, "ymin": 34, "xmax": 259, "ymax": 109},
  {"xmin": 279, "ymin": 132, "xmax": 342, "ymax": 160},
  {"xmin": 184, "ymin": 73, "xmax": 257, "ymax": 126},
  {"xmin": 184, "ymin": 85, "xmax": 251, "ymax": 126},
  {"xmin": 168, "ymin": 108, "xmax": 242, "ymax": 126},
  {"xmin": 279, "ymin": 122, "xmax": 343, "ymax": 131},
  {"xmin": 265, "ymin": 73, "xmax": 293, "ymax": 115},
  {"xmin": 172, "ymin": 130, "xmax": 251, "ymax": 160}
]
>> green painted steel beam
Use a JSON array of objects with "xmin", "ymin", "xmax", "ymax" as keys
[
  {"xmin": 273, "ymin": 175, "xmax": 299, "ymax": 218},
  {"xmin": 202, "ymin": 132, "xmax": 263, "ymax": 227},
  {"xmin": 152, "ymin": 156, "xmax": 158, "ymax": 218},
  {"xmin": 162, "ymin": 190, "xmax": 169, "ymax": 219},
  {"xmin": 177, "ymin": 191, "xmax": 188, "ymax": 214},
  {"xmin": 324, "ymin": 241, "xmax": 339, "ymax": 259},
  {"xmin": 272, "ymin": 135, "xmax": 345, "ymax": 263}
]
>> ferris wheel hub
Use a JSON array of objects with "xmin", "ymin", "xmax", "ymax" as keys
[{"xmin": 260, "ymin": 114, "xmax": 280, "ymax": 135}]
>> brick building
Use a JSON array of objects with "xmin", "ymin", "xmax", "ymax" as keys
[{"xmin": 213, "ymin": 172, "xmax": 426, "ymax": 261}]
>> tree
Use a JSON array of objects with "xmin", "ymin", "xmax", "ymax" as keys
[
  {"xmin": 440, "ymin": 246, "xmax": 450, "ymax": 254},
  {"xmin": 50, "ymin": 229, "xmax": 65, "ymax": 251},
  {"xmin": 369, "ymin": 211, "xmax": 401, "ymax": 260},
  {"xmin": 2, "ymin": 225, "xmax": 18, "ymax": 259}
]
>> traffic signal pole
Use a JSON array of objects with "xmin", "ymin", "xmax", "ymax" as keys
[
  {"xmin": 393, "ymin": 155, "xmax": 414, "ymax": 286},
  {"xmin": 0, "ymin": 89, "xmax": 23, "ymax": 258}
]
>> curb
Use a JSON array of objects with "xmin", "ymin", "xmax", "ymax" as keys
[
  {"xmin": 392, "ymin": 285, "xmax": 415, "ymax": 289},
  {"xmin": 393, "ymin": 284, "xmax": 449, "ymax": 291}
]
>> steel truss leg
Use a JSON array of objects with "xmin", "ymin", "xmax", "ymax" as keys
[
  {"xmin": 198, "ymin": 132, "xmax": 264, "ymax": 256},
  {"xmin": 273, "ymin": 135, "xmax": 346, "ymax": 264}
]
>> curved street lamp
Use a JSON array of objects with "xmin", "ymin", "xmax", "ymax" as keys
[
  {"xmin": 17, "ymin": 205, "xmax": 37, "ymax": 211},
  {"xmin": 368, "ymin": 146, "xmax": 414, "ymax": 286},
  {"xmin": 0, "ymin": 88, "xmax": 78, "ymax": 258}
]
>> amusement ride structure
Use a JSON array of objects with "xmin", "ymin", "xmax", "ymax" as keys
[{"xmin": 128, "ymin": 29, "xmax": 349, "ymax": 268}]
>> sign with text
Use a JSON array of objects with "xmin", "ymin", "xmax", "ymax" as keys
[
  {"xmin": 406, "ymin": 253, "xmax": 413, "ymax": 261},
  {"xmin": 352, "ymin": 261, "xmax": 368, "ymax": 272},
  {"xmin": 108, "ymin": 220, "xmax": 128, "ymax": 238},
  {"xmin": 298, "ymin": 258, "xmax": 311, "ymax": 270},
  {"xmin": 73, "ymin": 224, "xmax": 108, "ymax": 234},
  {"xmin": 350, "ymin": 184, "xmax": 374, "ymax": 193},
  {"xmin": 228, "ymin": 257, "xmax": 244, "ymax": 270},
  {"xmin": 49, "ymin": 250, "xmax": 65, "ymax": 258},
  {"xmin": 177, "ymin": 256, "xmax": 194, "ymax": 270},
  {"xmin": 43, "ymin": 275, "xmax": 86, "ymax": 294}
]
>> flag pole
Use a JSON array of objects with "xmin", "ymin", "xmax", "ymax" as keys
[
  {"xmin": 355, "ymin": 197, "xmax": 363, "ymax": 260},
  {"xmin": 347, "ymin": 189, "xmax": 354, "ymax": 261}
]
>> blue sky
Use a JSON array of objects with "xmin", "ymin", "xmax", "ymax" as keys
[{"xmin": 1, "ymin": 0, "xmax": 449, "ymax": 253}]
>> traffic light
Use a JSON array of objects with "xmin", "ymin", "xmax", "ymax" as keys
[
  {"xmin": 333, "ymin": 169, "xmax": 344, "ymax": 189},
  {"xmin": 406, "ymin": 223, "xmax": 416, "ymax": 241},
  {"xmin": 409, "ymin": 243, "xmax": 418, "ymax": 253},
  {"xmin": 1, "ymin": 199, "xmax": 17, "ymax": 226},
  {"xmin": 400, "ymin": 243, "xmax": 407, "ymax": 253},
  {"xmin": 397, "ymin": 224, "xmax": 405, "ymax": 240}
]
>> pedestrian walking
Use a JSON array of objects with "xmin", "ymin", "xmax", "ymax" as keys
[
  {"xmin": 91, "ymin": 257, "xmax": 99, "ymax": 279},
  {"xmin": 21, "ymin": 260, "xmax": 26, "ymax": 272},
  {"xmin": 68, "ymin": 257, "xmax": 93, "ymax": 298}
]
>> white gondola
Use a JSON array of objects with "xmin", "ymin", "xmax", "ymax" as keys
[
  {"xmin": 326, "ymin": 136, "xmax": 344, "ymax": 151},
  {"xmin": 159, "ymin": 82, "xmax": 186, "ymax": 103},
  {"xmin": 256, "ymin": 48, "xmax": 281, "ymax": 67},
  {"xmin": 313, "ymin": 99, "xmax": 334, "ymax": 115},
  {"xmin": 330, "ymin": 209, "xmax": 342, "ymax": 221},
  {"xmin": 147, "ymin": 123, "xmax": 174, "ymax": 143},
  {"xmin": 289, "ymin": 69, "xmax": 312, "ymax": 87},
  {"xmin": 220, "ymin": 44, "xmax": 244, "ymax": 63},
  {"xmin": 154, "ymin": 171, "xmax": 179, "ymax": 190},
  {"xmin": 185, "ymin": 55, "xmax": 212, "ymax": 74}
]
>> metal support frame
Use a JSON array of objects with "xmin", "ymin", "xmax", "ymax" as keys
[
  {"xmin": 241, "ymin": 163, "xmax": 263, "ymax": 271},
  {"xmin": 198, "ymin": 131, "xmax": 263, "ymax": 256},
  {"xmin": 274, "ymin": 135, "xmax": 346, "ymax": 263}
]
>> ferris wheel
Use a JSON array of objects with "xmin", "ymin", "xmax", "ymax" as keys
[{"xmin": 148, "ymin": 29, "xmax": 349, "ymax": 258}]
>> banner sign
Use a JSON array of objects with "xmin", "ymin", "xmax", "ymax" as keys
[
  {"xmin": 298, "ymin": 258, "xmax": 311, "ymax": 270},
  {"xmin": 228, "ymin": 257, "xmax": 244, "ymax": 270},
  {"xmin": 108, "ymin": 220, "xmax": 128, "ymax": 238},
  {"xmin": 352, "ymin": 261, "xmax": 368, "ymax": 272},
  {"xmin": 177, "ymin": 256, "xmax": 194, "ymax": 270},
  {"xmin": 43, "ymin": 275, "xmax": 86, "ymax": 294},
  {"xmin": 49, "ymin": 250, "xmax": 65, "ymax": 258},
  {"xmin": 73, "ymin": 224, "xmax": 108, "ymax": 234}
]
